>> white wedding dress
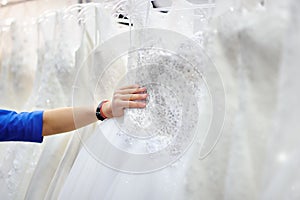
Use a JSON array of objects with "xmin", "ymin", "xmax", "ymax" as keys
[
  {"xmin": 23, "ymin": 10, "xmax": 83, "ymax": 200},
  {"xmin": 0, "ymin": 12, "xmax": 70, "ymax": 200},
  {"xmin": 35, "ymin": 5, "xmax": 122, "ymax": 200},
  {"xmin": 58, "ymin": 1, "xmax": 217, "ymax": 199},
  {"xmin": 59, "ymin": 47, "xmax": 209, "ymax": 200},
  {"xmin": 0, "ymin": 21, "xmax": 38, "ymax": 199},
  {"xmin": 260, "ymin": 0, "xmax": 300, "ymax": 199},
  {"xmin": 22, "ymin": 5, "xmax": 118, "ymax": 199},
  {"xmin": 185, "ymin": 0, "xmax": 296, "ymax": 199}
]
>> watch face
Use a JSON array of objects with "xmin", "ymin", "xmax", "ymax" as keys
[{"xmin": 73, "ymin": 28, "xmax": 225, "ymax": 174}]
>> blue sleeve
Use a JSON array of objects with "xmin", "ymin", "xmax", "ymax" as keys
[{"xmin": 0, "ymin": 109, "xmax": 44, "ymax": 143}]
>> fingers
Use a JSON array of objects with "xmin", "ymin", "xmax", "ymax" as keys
[
  {"xmin": 112, "ymin": 93, "xmax": 147, "ymax": 109},
  {"xmin": 111, "ymin": 85, "xmax": 148, "ymax": 114},
  {"xmin": 119, "ymin": 101, "xmax": 146, "ymax": 108},
  {"xmin": 116, "ymin": 87, "xmax": 146, "ymax": 95},
  {"xmin": 118, "ymin": 84, "xmax": 140, "ymax": 90},
  {"xmin": 120, "ymin": 93, "xmax": 148, "ymax": 101}
]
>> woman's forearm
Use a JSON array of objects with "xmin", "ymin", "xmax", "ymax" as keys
[{"xmin": 42, "ymin": 107, "xmax": 97, "ymax": 136}]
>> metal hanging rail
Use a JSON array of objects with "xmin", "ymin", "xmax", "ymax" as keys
[{"xmin": 0, "ymin": 0, "xmax": 36, "ymax": 8}]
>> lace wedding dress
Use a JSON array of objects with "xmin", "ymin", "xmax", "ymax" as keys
[
  {"xmin": 0, "ymin": 11, "xmax": 80, "ymax": 199},
  {"xmin": 185, "ymin": 0, "xmax": 294, "ymax": 199},
  {"xmin": 0, "ymin": 21, "xmax": 38, "ymax": 199},
  {"xmin": 23, "ymin": 10, "xmax": 83, "ymax": 200},
  {"xmin": 260, "ymin": 0, "xmax": 300, "ymax": 199},
  {"xmin": 58, "ymin": 1, "xmax": 219, "ymax": 199},
  {"xmin": 0, "ymin": 13, "xmax": 65, "ymax": 200},
  {"xmin": 35, "ymin": 5, "xmax": 121, "ymax": 199}
]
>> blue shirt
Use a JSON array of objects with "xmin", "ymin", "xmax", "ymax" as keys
[{"xmin": 0, "ymin": 109, "xmax": 44, "ymax": 143}]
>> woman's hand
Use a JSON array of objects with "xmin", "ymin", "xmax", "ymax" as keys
[
  {"xmin": 101, "ymin": 84, "xmax": 148, "ymax": 118},
  {"xmin": 42, "ymin": 85, "xmax": 147, "ymax": 136}
]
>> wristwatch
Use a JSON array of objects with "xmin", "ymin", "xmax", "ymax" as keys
[{"xmin": 96, "ymin": 100, "xmax": 109, "ymax": 121}]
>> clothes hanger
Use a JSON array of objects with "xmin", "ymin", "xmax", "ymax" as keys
[
  {"xmin": 77, "ymin": 3, "xmax": 99, "ymax": 24},
  {"xmin": 37, "ymin": 10, "xmax": 57, "ymax": 24},
  {"xmin": 62, "ymin": 4, "xmax": 83, "ymax": 23},
  {"xmin": 152, "ymin": 0, "xmax": 215, "ymax": 12},
  {"xmin": 64, "ymin": 3, "xmax": 83, "ymax": 13}
]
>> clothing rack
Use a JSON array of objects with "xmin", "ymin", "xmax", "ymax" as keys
[{"xmin": 0, "ymin": 0, "xmax": 36, "ymax": 8}]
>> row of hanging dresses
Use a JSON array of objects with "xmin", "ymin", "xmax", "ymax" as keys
[
  {"xmin": 0, "ymin": 20, "xmax": 39, "ymax": 199},
  {"xmin": 173, "ymin": 0, "xmax": 291, "ymax": 199},
  {"xmin": 190, "ymin": 0, "xmax": 300, "ymax": 199},
  {"xmin": 0, "ymin": 3, "xmax": 89, "ymax": 198},
  {"xmin": 1, "ymin": 0, "xmax": 300, "ymax": 199},
  {"xmin": 0, "ymin": 3, "xmax": 121, "ymax": 199},
  {"xmin": 26, "ymin": 4, "xmax": 122, "ymax": 200},
  {"xmin": 260, "ymin": 0, "xmax": 300, "ymax": 198},
  {"xmin": 23, "ymin": 9, "xmax": 82, "ymax": 200},
  {"xmin": 209, "ymin": 0, "xmax": 290, "ymax": 199},
  {"xmin": 0, "ymin": 13, "xmax": 65, "ymax": 200}
]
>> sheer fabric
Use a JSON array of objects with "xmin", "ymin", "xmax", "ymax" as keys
[
  {"xmin": 0, "ymin": 1, "xmax": 300, "ymax": 199},
  {"xmin": 59, "ymin": 1, "xmax": 214, "ymax": 199}
]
